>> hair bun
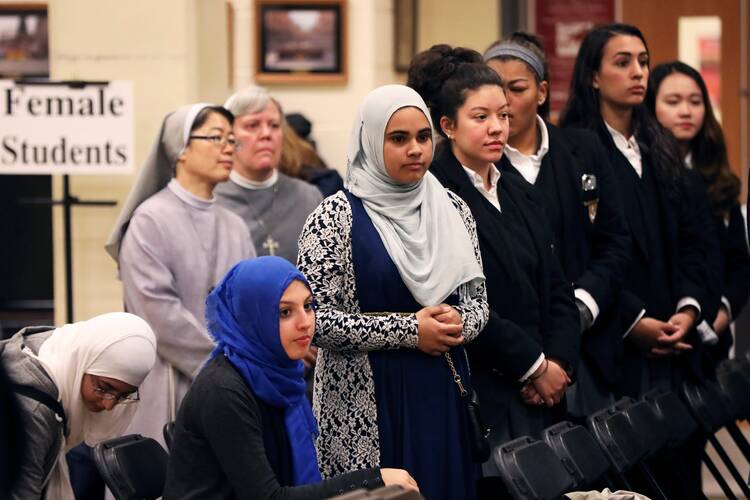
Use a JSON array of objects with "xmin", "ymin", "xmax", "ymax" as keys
[{"xmin": 407, "ymin": 45, "xmax": 482, "ymax": 109}]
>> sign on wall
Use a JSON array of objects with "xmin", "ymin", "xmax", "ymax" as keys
[
  {"xmin": 0, "ymin": 80, "xmax": 134, "ymax": 175},
  {"xmin": 534, "ymin": 0, "xmax": 615, "ymax": 119}
]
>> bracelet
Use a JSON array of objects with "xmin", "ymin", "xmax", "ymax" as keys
[{"xmin": 530, "ymin": 359, "xmax": 549, "ymax": 381}]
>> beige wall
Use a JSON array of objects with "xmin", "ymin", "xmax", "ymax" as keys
[
  {"xmin": 418, "ymin": 0, "xmax": 500, "ymax": 53},
  {"xmin": 1, "ymin": 0, "xmax": 499, "ymax": 322}
]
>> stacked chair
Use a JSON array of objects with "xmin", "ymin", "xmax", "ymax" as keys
[{"xmin": 491, "ymin": 358, "xmax": 750, "ymax": 500}]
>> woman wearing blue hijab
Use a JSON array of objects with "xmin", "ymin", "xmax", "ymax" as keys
[{"xmin": 163, "ymin": 256, "xmax": 418, "ymax": 499}]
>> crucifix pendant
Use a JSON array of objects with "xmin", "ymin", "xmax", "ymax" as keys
[{"xmin": 263, "ymin": 235, "xmax": 280, "ymax": 256}]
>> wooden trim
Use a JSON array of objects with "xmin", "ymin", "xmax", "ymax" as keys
[{"xmin": 254, "ymin": 0, "xmax": 347, "ymax": 85}]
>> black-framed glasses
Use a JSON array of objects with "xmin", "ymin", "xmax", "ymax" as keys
[
  {"xmin": 189, "ymin": 134, "xmax": 237, "ymax": 148},
  {"xmin": 91, "ymin": 376, "xmax": 140, "ymax": 404}
]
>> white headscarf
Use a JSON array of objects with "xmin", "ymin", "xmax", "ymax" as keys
[
  {"xmin": 345, "ymin": 85, "xmax": 484, "ymax": 306},
  {"xmin": 35, "ymin": 312, "xmax": 156, "ymax": 499},
  {"xmin": 104, "ymin": 103, "xmax": 212, "ymax": 261}
]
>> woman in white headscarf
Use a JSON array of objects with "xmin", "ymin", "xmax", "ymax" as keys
[
  {"xmin": 297, "ymin": 85, "xmax": 489, "ymax": 500},
  {"xmin": 1, "ymin": 312, "xmax": 156, "ymax": 500}
]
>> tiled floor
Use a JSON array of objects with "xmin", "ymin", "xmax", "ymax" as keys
[{"xmin": 703, "ymin": 424, "xmax": 750, "ymax": 499}]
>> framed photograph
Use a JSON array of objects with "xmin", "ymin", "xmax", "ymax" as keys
[
  {"xmin": 0, "ymin": 4, "xmax": 49, "ymax": 78},
  {"xmin": 255, "ymin": 0, "xmax": 347, "ymax": 84},
  {"xmin": 393, "ymin": 0, "xmax": 417, "ymax": 72}
]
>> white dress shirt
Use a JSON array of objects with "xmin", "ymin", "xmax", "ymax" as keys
[{"xmin": 503, "ymin": 116, "xmax": 550, "ymax": 185}]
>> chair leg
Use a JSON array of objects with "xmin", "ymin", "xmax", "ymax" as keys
[
  {"xmin": 635, "ymin": 463, "xmax": 668, "ymax": 500},
  {"xmin": 707, "ymin": 434, "xmax": 750, "ymax": 498},
  {"xmin": 701, "ymin": 450, "xmax": 738, "ymax": 500},
  {"xmin": 724, "ymin": 421, "xmax": 750, "ymax": 463}
]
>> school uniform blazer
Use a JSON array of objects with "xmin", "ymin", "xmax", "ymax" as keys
[
  {"xmin": 498, "ymin": 124, "xmax": 631, "ymax": 315},
  {"xmin": 429, "ymin": 144, "xmax": 580, "ymax": 389},
  {"xmin": 499, "ymin": 125, "xmax": 631, "ymax": 385},
  {"xmin": 591, "ymin": 126, "xmax": 711, "ymax": 390}
]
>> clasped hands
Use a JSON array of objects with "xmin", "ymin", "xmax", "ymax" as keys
[
  {"xmin": 630, "ymin": 309, "xmax": 697, "ymax": 357},
  {"xmin": 520, "ymin": 359, "xmax": 571, "ymax": 408},
  {"xmin": 416, "ymin": 304, "xmax": 464, "ymax": 356}
]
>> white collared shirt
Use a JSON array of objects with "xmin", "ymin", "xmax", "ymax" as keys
[
  {"xmin": 461, "ymin": 164, "xmax": 502, "ymax": 212},
  {"xmin": 605, "ymin": 121, "xmax": 642, "ymax": 177},
  {"xmin": 230, "ymin": 168, "xmax": 279, "ymax": 190},
  {"xmin": 503, "ymin": 115, "xmax": 550, "ymax": 185},
  {"xmin": 167, "ymin": 178, "xmax": 215, "ymax": 209}
]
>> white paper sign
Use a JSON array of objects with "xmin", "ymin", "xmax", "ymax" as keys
[{"xmin": 0, "ymin": 80, "xmax": 134, "ymax": 175}]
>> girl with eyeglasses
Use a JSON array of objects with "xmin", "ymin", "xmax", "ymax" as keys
[
  {"xmin": 2, "ymin": 312, "xmax": 156, "ymax": 499},
  {"xmin": 105, "ymin": 104, "xmax": 255, "ymax": 449}
]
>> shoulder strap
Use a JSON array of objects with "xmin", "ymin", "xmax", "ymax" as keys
[{"xmin": 11, "ymin": 383, "xmax": 67, "ymax": 435}]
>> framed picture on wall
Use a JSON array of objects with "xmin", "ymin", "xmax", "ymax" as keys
[
  {"xmin": 393, "ymin": 0, "xmax": 417, "ymax": 72},
  {"xmin": 0, "ymin": 4, "xmax": 49, "ymax": 78},
  {"xmin": 255, "ymin": 0, "xmax": 347, "ymax": 84}
]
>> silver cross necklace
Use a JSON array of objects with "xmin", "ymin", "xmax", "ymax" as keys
[{"xmin": 247, "ymin": 183, "xmax": 280, "ymax": 256}]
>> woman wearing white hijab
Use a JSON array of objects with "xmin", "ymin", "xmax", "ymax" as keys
[
  {"xmin": 297, "ymin": 85, "xmax": 489, "ymax": 500},
  {"xmin": 1, "ymin": 312, "xmax": 156, "ymax": 499},
  {"xmin": 104, "ymin": 104, "xmax": 254, "ymax": 447}
]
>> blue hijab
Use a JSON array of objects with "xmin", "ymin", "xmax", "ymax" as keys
[{"xmin": 206, "ymin": 256, "xmax": 322, "ymax": 486}]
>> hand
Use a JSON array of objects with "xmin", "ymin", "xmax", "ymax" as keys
[
  {"xmin": 433, "ymin": 304, "xmax": 462, "ymax": 326},
  {"xmin": 416, "ymin": 306, "xmax": 464, "ymax": 356},
  {"xmin": 380, "ymin": 468, "xmax": 419, "ymax": 492},
  {"xmin": 668, "ymin": 310, "xmax": 697, "ymax": 342},
  {"xmin": 630, "ymin": 317, "xmax": 678, "ymax": 352},
  {"xmin": 520, "ymin": 383, "xmax": 543, "ymax": 406},
  {"xmin": 302, "ymin": 346, "xmax": 318, "ymax": 372},
  {"xmin": 713, "ymin": 307, "xmax": 730, "ymax": 336},
  {"xmin": 530, "ymin": 360, "xmax": 571, "ymax": 407}
]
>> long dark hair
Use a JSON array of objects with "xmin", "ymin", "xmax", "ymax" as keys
[
  {"xmin": 484, "ymin": 31, "xmax": 551, "ymax": 119},
  {"xmin": 406, "ymin": 44, "xmax": 503, "ymax": 137},
  {"xmin": 647, "ymin": 61, "xmax": 740, "ymax": 216},
  {"xmin": 559, "ymin": 23, "xmax": 683, "ymax": 192}
]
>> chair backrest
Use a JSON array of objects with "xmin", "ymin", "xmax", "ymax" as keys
[
  {"xmin": 586, "ymin": 406, "xmax": 645, "ymax": 473},
  {"xmin": 717, "ymin": 360, "xmax": 750, "ymax": 420},
  {"xmin": 328, "ymin": 485, "xmax": 424, "ymax": 499},
  {"xmin": 93, "ymin": 434, "xmax": 168, "ymax": 500},
  {"xmin": 494, "ymin": 436, "xmax": 575, "ymax": 500},
  {"xmin": 681, "ymin": 381, "xmax": 734, "ymax": 434},
  {"xmin": 613, "ymin": 397, "xmax": 668, "ymax": 457},
  {"xmin": 163, "ymin": 421, "xmax": 175, "ymax": 451},
  {"xmin": 542, "ymin": 421, "xmax": 611, "ymax": 489},
  {"xmin": 640, "ymin": 389, "xmax": 697, "ymax": 448}
]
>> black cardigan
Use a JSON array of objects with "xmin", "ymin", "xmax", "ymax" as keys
[
  {"xmin": 429, "ymin": 143, "xmax": 579, "ymax": 395},
  {"xmin": 163, "ymin": 356, "xmax": 384, "ymax": 500}
]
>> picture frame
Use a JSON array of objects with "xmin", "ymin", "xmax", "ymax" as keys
[
  {"xmin": 393, "ymin": 0, "xmax": 418, "ymax": 72},
  {"xmin": 255, "ymin": 0, "xmax": 347, "ymax": 85},
  {"xmin": 0, "ymin": 3, "xmax": 49, "ymax": 79}
]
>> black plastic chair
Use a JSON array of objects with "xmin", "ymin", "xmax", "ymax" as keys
[
  {"xmin": 682, "ymin": 381, "xmax": 750, "ymax": 499},
  {"xmin": 494, "ymin": 436, "xmax": 575, "ymax": 500},
  {"xmin": 542, "ymin": 421, "xmax": 612, "ymax": 490},
  {"xmin": 92, "ymin": 434, "xmax": 169, "ymax": 500},
  {"xmin": 612, "ymin": 397, "xmax": 668, "ymax": 458},
  {"xmin": 162, "ymin": 421, "xmax": 175, "ymax": 451},
  {"xmin": 586, "ymin": 404, "xmax": 667, "ymax": 499},
  {"xmin": 640, "ymin": 389, "xmax": 697, "ymax": 448}
]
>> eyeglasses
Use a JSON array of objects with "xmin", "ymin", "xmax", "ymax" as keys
[
  {"xmin": 189, "ymin": 135, "xmax": 238, "ymax": 149},
  {"xmin": 91, "ymin": 376, "xmax": 140, "ymax": 404}
]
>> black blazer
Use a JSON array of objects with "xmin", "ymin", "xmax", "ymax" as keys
[
  {"xmin": 498, "ymin": 124, "xmax": 631, "ymax": 385},
  {"xmin": 499, "ymin": 124, "xmax": 631, "ymax": 315},
  {"xmin": 429, "ymin": 144, "xmax": 579, "ymax": 409},
  {"xmin": 591, "ymin": 126, "xmax": 711, "ymax": 395}
]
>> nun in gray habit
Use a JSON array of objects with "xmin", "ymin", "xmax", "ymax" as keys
[{"xmin": 105, "ymin": 103, "xmax": 254, "ymax": 446}]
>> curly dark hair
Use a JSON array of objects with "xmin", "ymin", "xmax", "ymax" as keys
[
  {"xmin": 647, "ymin": 61, "xmax": 740, "ymax": 216},
  {"xmin": 406, "ymin": 44, "xmax": 503, "ymax": 137},
  {"xmin": 559, "ymin": 23, "xmax": 684, "ymax": 194}
]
